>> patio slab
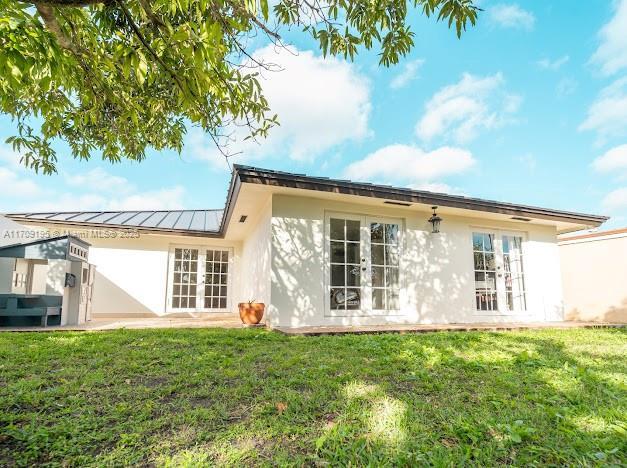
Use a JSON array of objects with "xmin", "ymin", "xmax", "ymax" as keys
[
  {"xmin": 274, "ymin": 321, "xmax": 625, "ymax": 336},
  {"xmin": 0, "ymin": 313, "xmax": 247, "ymax": 332}
]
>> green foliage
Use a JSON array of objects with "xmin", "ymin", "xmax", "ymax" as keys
[
  {"xmin": 0, "ymin": 0, "xmax": 478, "ymax": 173},
  {"xmin": 0, "ymin": 328, "xmax": 625, "ymax": 465}
]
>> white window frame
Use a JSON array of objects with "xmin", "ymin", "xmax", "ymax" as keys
[
  {"xmin": 470, "ymin": 228, "xmax": 528, "ymax": 316},
  {"xmin": 324, "ymin": 211, "xmax": 405, "ymax": 317},
  {"xmin": 165, "ymin": 244, "xmax": 233, "ymax": 313}
]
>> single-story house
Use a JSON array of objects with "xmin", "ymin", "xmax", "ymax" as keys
[
  {"xmin": 559, "ymin": 228, "xmax": 627, "ymax": 323},
  {"xmin": 4, "ymin": 165, "xmax": 608, "ymax": 328}
]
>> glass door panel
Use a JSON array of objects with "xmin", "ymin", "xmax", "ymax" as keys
[
  {"xmin": 473, "ymin": 232, "xmax": 498, "ymax": 311},
  {"xmin": 204, "ymin": 249, "xmax": 229, "ymax": 310},
  {"xmin": 169, "ymin": 247, "xmax": 231, "ymax": 312},
  {"xmin": 502, "ymin": 234, "xmax": 526, "ymax": 312},
  {"xmin": 472, "ymin": 231, "xmax": 527, "ymax": 314},
  {"xmin": 172, "ymin": 247, "xmax": 198, "ymax": 310},
  {"xmin": 329, "ymin": 217, "xmax": 363, "ymax": 313},
  {"xmin": 369, "ymin": 221, "xmax": 400, "ymax": 312},
  {"xmin": 326, "ymin": 214, "xmax": 402, "ymax": 316}
]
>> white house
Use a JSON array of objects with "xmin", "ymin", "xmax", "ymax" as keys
[{"xmin": 4, "ymin": 165, "xmax": 608, "ymax": 328}]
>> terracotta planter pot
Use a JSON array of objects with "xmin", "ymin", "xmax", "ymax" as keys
[{"xmin": 238, "ymin": 302, "xmax": 265, "ymax": 325}]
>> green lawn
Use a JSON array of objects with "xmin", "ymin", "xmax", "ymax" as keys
[{"xmin": 1, "ymin": 328, "xmax": 625, "ymax": 466}]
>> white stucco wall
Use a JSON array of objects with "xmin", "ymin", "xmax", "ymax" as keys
[
  {"xmin": 269, "ymin": 194, "xmax": 563, "ymax": 327},
  {"xmin": 240, "ymin": 199, "xmax": 272, "ymax": 315},
  {"xmin": 0, "ymin": 258, "xmax": 15, "ymax": 293},
  {"xmin": 79, "ymin": 233, "xmax": 243, "ymax": 317},
  {"xmin": 559, "ymin": 233, "xmax": 627, "ymax": 323},
  {"xmin": 46, "ymin": 259, "xmax": 67, "ymax": 296}
]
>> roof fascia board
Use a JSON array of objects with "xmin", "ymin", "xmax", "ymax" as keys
[{"xmin": 218, "ymin": 169, "xmax": 242, "ymax": 235}]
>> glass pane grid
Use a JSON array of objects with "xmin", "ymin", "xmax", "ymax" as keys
[
  {"xmin": 172, "ymin": 248, "xmax": 198, "ymax": 309},
  {"xmin": 473, "ymin": 233, "xmax": 497, "ymax": 311},
  {"xmin": 330, "ymin": 218, "xmax": 361, "ymax": 312},
  {"xmin": 371, "ymin": 223, "xmax": 400, "ymax": 311},
  {"xmin": 204, "ymin": 249, "xmax": 229, "ymax": 309},
  {"xmin": 503, "ymin": 236, "xmax": 526, "ymax": 311}
]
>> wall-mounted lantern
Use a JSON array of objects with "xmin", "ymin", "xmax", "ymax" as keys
[{"xmin": 428, "ymin": 206, "xmax": 442, "ymax": 234}]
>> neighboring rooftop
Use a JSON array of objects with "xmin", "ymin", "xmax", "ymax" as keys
[
  {"xmin": 558, "ymin": 227, "xmax": 627, "ymax": 243},
  {"xmin": 5, "ymin": 210, "xmax": 224, "ymax": 235}
]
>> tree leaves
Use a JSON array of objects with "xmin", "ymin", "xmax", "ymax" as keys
[{"xmin": 0, "ymin": 0, "xmax": 479, "ymax": 173}]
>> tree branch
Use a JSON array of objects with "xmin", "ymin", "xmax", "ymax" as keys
[
  {"xmin": 228, "ymin": 1, "xmax": 281, "ymax": 40},
  {"xmin": 34, "ymin": 3, "xmax": 78, "ymax": 52},
  {"xmin": 114, "ymin": 0, "xmax": 188, "ymax": 96},
  {"xmin": 137, "ymin": 0, "xmax": 165, "ymax": 29}
]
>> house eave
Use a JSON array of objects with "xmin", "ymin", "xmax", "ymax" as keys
[{"xmin": 232, "ymin": 165, "xmax": 609, "ymax": 228}]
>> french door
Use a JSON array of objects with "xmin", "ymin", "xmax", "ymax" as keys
[
  {"xmin": 472, "ymin": 230, "xmax": 527, "ymax": 315},
  {"xmin": 167, "ymin": 246, "xmax": 231, "ymax": 313},
  {"xmin": 325, "ymin": 213, "xmax": 402, "ymax": 316}
]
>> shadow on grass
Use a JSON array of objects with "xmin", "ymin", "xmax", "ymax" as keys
[{"xmin": 0, "ymin": 328, "xmax": 625, "ymax": 466}]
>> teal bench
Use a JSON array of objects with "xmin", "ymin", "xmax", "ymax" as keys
[{"xmin": 0, "ymin": 295, "xmax": 62, "ymax": 327}]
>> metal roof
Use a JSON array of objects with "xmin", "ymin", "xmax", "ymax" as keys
[{"xmin": 5, "ymin": 210, "xmax": 224, "ymax": 234}]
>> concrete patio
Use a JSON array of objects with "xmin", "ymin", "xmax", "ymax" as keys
[{"xmin": 0, "ymin": 313, "xmax": 246, "ymax": 332}]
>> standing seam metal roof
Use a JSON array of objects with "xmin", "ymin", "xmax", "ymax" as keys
[{"xmin": 5, "ymin": 209, "xmax": 224, "ymax": 233}]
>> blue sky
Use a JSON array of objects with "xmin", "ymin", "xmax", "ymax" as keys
[{"xmin": 2, "ymin": 1, "xmax": 627, "ymax": 230}]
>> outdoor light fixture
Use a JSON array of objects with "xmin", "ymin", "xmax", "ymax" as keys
[{"xmin": 429, "ymin": 206, "xmax": 442, "ymax": 234}]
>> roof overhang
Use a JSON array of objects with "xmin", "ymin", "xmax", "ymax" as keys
[{"xmin": 226, "ymin": 165, "xmax": 609, "ymax": 234}]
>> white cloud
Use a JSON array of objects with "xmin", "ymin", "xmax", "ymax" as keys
[
  {"xmin": 390, "ymin": 59, "xmax": 425, "ymax": 89},
  {"xmin": 0, "ymin": 146, "xmax": 23, "ymax": 170},
  {"xmin": 590, "ymin": 0, "xmax": 627, "ymax": 76},
  {"xmin": 186, "ymin": 127, "xmax": 230, "ymax": 170},
  {"xmin": 602, "ymin": 187, "xmax": 627, "ymax": 210},
  {"xmin": 537, "ymin": 55, "xmax": 569, "ymax": 71},
  {"xmin": 415, "ymin": 73, "xmax": 521, "ymax": 143},
  {"xmin": 13, "ymin": 186, "xmax": 186, "ymax": 212},
  {"xmin": 0, "ymin": 145, "xmax": 186, "ymax": 212},
  {"xmin": 556, "ymin": 77, "xmax": 578, "ymax": 97},
  {"xmin": 191, "ymin": 45, "xmax": 371, "ymax": 165},
  {"xmin": 344, "ymin": 144, "xmax": 475, "ymax": 187},
  {"xmin": 487, "ymin": 4, "xmax": 535, "ymax": 30},
  {"xmin": 579, "ymin": 77, "xmax": 627, "ymax": 140},
  {"xmin": 592, "ymin": 144, "xmax": 627, "ymax": 174},
  {"xmin": 106, "ymin": 187, "xmax": 185, "ymax": 210},
  {"xmin": 0, "ymin": 167, "xmax": 43, "ymax": 198},
  {"xmin": 65, "ymin": 168, "xmax": 132, "ymax": 194}
]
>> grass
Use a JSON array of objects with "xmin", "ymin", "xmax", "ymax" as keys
[{"xmin": 0, "ymin": 328, "xmax": 625, "ymax": 466}]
